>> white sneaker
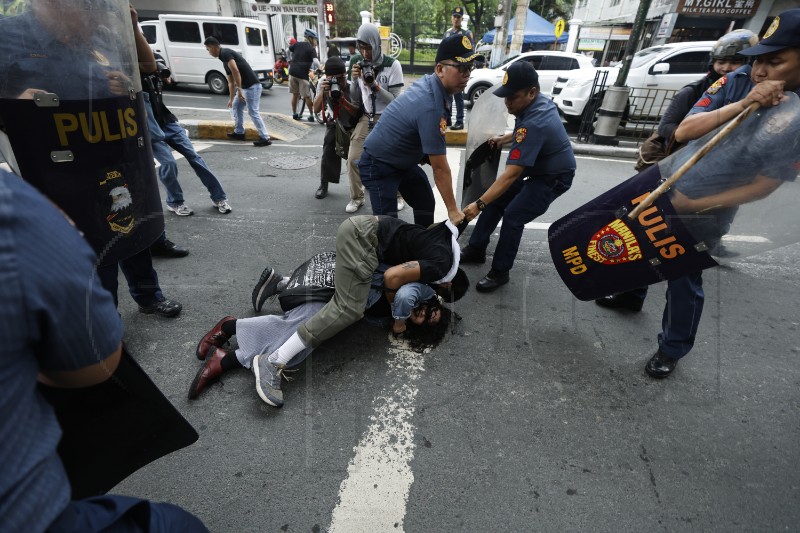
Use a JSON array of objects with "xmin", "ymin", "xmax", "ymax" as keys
[
  {"xmin": 345, "ymin": 198, "xmax": 364, "ymax": 213},
  {"xmin": 397, "ymin": 198, "xmax": 406, "ymax": 211},
  {"xmin": 167, "ymin": 204, "xmax": 194, "ymax": 216},
  {"xmin": 213, "ymin": 199, "xmax": 232, "ymax": 214}
]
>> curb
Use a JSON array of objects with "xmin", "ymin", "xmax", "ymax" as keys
[
  {"xmin": 186, "ymin": 118, "xmax": 638, "ymax": 160},
  {"xmin": 183, "ymin": 113, "xmax": 310, "ymax": 143}
]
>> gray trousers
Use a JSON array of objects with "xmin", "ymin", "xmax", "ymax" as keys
[{"xmin": 298, "ymin": 216, "xmax": 379, "ymax": 348}]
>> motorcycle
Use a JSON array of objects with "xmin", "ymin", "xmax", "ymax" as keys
[{"xmin": 274, "ymin": 50, "xmax": 289, "ymax": 84}]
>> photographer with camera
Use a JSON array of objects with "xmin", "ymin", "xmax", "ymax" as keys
[
  {"xmin": 344, "ymin": 23, "xmax": 405, "ymax": 214},
  {"xmin": 312, "ymin": 56, "xmax": 362, "ymax": 199}
]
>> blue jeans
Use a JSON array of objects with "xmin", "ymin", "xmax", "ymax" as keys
[
  {"xmin": 358, "ymin": 152, "xmax": 436, "ymax": 227},
  {"xmin": 163, "ymin": 121, "xmax": 227, "ymax": 203},
  {"xmin": 151, "ymin": 139, "xmax": 184, "ymax": 207},
  {"xmin": 232, "ymin": 82, "xmax": 270, "ymax": 139},
  {"xmin": 469, "ymin": 173, "xmax": 572, "ymax": 273},
  {"xmin": 622, "ymin": 272, "xmax": 705, "ymax": 360},
  {"xmin": 97, "ymin": 247, "xmax": 163, "ymax": 307}
]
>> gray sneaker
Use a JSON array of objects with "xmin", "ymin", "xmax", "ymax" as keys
[
  {"xmin": 252, "ymin": 266, "xmax": 281, "ymax": 312},
  {"xmin": 253, "ymin": 354, "xmax": 285, "ymax": 407}
]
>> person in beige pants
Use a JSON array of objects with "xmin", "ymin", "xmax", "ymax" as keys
[{"xmin": 345, "ymin": 23, "xmax": 406, "ymax": 213}]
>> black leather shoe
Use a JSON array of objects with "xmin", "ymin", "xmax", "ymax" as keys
[
  {"xmin": 292, "ymin": 114, "xmax": 301, "ymax": 121},
  {"xmin": 226, "ymin": 132, "xmax": 245, "ymax": 141},
  {"xmin": 645, "ymin": 351, "xmax": 678, "ymax": 379},
  {"xmin": 451, "ymin": 121, "xmax": 464, "ymax": 130},
  {"xmin": 595, "ymin": 292, "xmax": 644, "ymax": 312},
  {"xmin": 460, "ymin": 244, "xmax": 486, "ymax": 264},
  {"xmin": 138, "ymin": 298, "xmax": 182, "ymax": 318},
  {"xmin": 315, "ymin": 182, "xmax": 328, "ymax": 199},
  {"xmin": 150, "ymin": 239, "xmax": 189, "ymax": 258},
  {"xmin": 476, "ymin": 270, "xmax": 509, "ymax": 292},
  {"xmin": 253, "ymin": 137, "xmax": 272, "ymax": 147}
]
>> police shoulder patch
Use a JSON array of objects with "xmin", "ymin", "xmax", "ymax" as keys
[
  {"xmin": 706, "ymin": 75, "xmax": 727, "ymax": 95},
  {"xmin": 696, "ymin": 97, "xmax": 712, "ymax": 108},
  {"xmin": 440, "ymin": 117, "xmax": 447, "ymax": 136},
  {"xmin": 514, "ymin": 127, "xmax": 527, "ymax": 143}
]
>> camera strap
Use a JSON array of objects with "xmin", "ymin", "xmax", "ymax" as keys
[{"xmin": 368, "ymin": 88, "xmax": 378, "ymax": 129}]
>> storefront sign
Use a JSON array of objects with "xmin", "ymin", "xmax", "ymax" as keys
[
  {"xmin": 578, "ymin": 38, "xmax": 605, "ymax": 51},
  {"xmin": 677, "ymin": 0, "xmax": 761, "ymax": 18},
  {"xmin": 252, "ymin": 3, "xmax": 319, "ymax": 15}
]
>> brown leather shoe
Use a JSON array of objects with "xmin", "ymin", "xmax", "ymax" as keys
[
  {"xmin": 188, "ymin": 347, "xmax": 226, "ymax": 399},
  {"xmin": 196, "ymin": 316, "xmax": 235, "ymax": 360}
]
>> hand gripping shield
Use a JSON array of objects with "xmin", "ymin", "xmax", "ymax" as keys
[{"xmin": 549, "ymin": 93, "xmax": 800, "ymax": 301}]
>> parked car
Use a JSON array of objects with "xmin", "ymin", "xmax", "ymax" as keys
[
  {"xmin": 140, "ymin": 15, "xmax": 276, "ymax": 95},
  {"xmin": 550, "ymin": 41, "xmax": 715, "ymax": 124},
  {"xmin": 465, "ymin": 51, "xmax": 595, "ymax": 107}
]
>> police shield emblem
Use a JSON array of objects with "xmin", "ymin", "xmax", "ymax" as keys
[
  {"xmin": 458, "ymin": 81, "xmax": 509, "ymax": 207},
  {"xmin": 550, "ymin": 93, "xmax": 800, "ymax": 301}
]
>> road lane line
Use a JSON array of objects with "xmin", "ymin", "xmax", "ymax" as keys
[
  {"xmin": 163, "ymin": 94, "xmax": 212, "ymax": 99},
  {"xmin": 328, "ymin": 335, "xmax": 427, "ymax": 532}
]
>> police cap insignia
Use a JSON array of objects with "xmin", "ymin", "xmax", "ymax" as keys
[
  {"xmin": 764, "ymin": 16, "xmax": 779, "ymax": 39},
  {"xmin": 462, "ymin": 36, "xmax": 472, "ymax": 50},
  {"xmin": 502, "ymin": 72, "xmax": 508, "ymax": 85}
]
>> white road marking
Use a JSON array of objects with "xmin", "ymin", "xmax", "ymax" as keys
[
  {"xmin": 329, "ymin": 335, "xmax": 427, "ymax": 533},
  {"xmin": 722, "ymin": 234, "xmax": 771, "ymax": 243},
  {"xmin": 163, "ymin": 94, "xmax": 212, "ymax": 99}
]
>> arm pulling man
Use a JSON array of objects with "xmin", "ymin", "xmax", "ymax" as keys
[{"xmin": 461, "ymin": 61, "xmax": 575, "ymax": 292}]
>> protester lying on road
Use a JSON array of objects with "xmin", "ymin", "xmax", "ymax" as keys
[{"xmin": 188, "ymin": 251, "xmax": 464, "ymax": 402}]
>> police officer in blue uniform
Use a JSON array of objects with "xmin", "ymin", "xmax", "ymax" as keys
[
  {"xmin": 598, "ymin": 7, "xmax": 800, "ymax": 379},
  {"xmin": 358, "ymin": 34, "xmax": 477, "ymax": 227},
  {"xmin": 461, "ymin": 61, "xmax": 575, "ymax": 292},
  {"xmin": 443, "ymin": 6, "xmax": 474, "ymax": 130}
]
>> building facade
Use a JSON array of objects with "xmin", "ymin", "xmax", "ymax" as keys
[{"xmin": 567, "ymin": 0, "xmax": 796, "ymax": 66}]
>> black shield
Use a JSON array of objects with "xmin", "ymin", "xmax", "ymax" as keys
[{"xmin": 38, "ymin": 347, "xmax": 198, "ymax": 500}]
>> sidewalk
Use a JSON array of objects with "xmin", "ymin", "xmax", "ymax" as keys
[{"xmin": 182, "ymin": 108, "xmax": 639, "ymax": 159}]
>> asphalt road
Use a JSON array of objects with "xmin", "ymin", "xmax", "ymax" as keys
[{"xmin": 109, "ymin": 84, "xmax": 800, "ymax": 532}]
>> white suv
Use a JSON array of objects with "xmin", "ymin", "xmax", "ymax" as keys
[
  {"xmin": 465, "ymin": 51, "xmax": 595, "ymax": 107},
  {"xmin": 550, "ymin": 41, "xmax": 715, "ymax": 123}
]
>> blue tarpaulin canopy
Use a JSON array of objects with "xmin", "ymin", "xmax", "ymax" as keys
[{"xmin": 482, "ymin": 9, "xmax": 568, "ymax": 45}]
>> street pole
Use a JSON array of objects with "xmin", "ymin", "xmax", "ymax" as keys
[
  {"xmin": 508, "ymin": 0, "xmax": 530, "ymax": 58},
  {"xmin": 491, "ymin": 0, "xmax": 514, "ymax": 68},
  {"xmin": 592, "ymin": 0, "xmax": 652, "ymax": 146}
]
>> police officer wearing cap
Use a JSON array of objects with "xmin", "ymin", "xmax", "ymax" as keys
[
  {"xmin": 443, "ymin": 6, "xmax": 474, "ymax": 131},
  {"xmin": 607, "ymin": 7, "xmax": 800, "ymax": 380},
  {"xmin": 461, "ymin": 61, "xmax": 575, "ymax": 292},
  {"xmin": 358, "ymin": 34, "xmax": 477, "ymax": 227}
]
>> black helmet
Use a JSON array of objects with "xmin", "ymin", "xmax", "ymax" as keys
[{"xmin": 711, "ymin": 29, "xmax": 758, "ymax": 60}]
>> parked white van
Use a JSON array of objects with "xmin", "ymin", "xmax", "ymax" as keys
[{"xmin": 140, "ymin": 15, "xmax": 275, "ymax": 95}]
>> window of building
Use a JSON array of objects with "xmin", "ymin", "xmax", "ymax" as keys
[
  {"xmin": 166, "ymin": 21, "xmax": 201, "ymax": 43},
  {"xmin": 203, "ymin": 23, "xmax": 239, "ymax": 45}
]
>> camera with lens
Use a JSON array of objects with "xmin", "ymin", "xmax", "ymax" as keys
[
  {"xmin": 328, "ymin": 78, "xmax": 341, "ymax": 100},
  {"xmin": 359, "ymin": 61, "xmax": 375, "ymax": 85}
]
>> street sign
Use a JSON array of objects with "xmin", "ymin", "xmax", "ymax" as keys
[
  {"xmin": 554, "ymin": 18, "xmax": 565, "ymax": 40},
  {"xmin": 323, "ymin": 1, "xmax": 335, "ymax": 24},
  {"xmin": 252, "ymin": 3, "xmax": 319, "ymax": 16}
]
